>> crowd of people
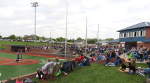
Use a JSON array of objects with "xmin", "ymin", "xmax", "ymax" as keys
[
  {"xmin": 70, "ymin": 45, "xmax": 150, "ymax": 77},
  {"xmin": 14, "ymin": 44, "xmax": 150, "ymax": 83}
]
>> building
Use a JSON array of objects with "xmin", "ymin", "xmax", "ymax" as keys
[
  {"xmin": 97, "ymin": 39, "xmax": 119, "ymax": 46},
  {"xmin": 117, "ymin": 22, "xmax": 150, "ymax": 49}
]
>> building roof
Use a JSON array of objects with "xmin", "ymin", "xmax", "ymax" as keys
[{"xmin": 118, "ymin": 22, "xmax": 150, "ymax": 32}]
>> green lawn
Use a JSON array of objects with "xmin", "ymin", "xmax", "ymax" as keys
[
  {"xmin": 0, "ymin": 53, "xmax": 47, "ymax": 80},
  {"xmin": 36, "ymin": 64, "xmax": 147, "ymax": 83}
]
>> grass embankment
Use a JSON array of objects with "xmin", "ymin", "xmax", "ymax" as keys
[{"xmin": 36, "ymin": 64, "xmax": 147, "ymax": 83}]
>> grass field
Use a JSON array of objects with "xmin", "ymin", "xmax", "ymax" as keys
[
  {"xmin": 0, "ymin": 53, "xmax": 47, "ymax": 80},
  {"xmin": 0, "ymin": 40, "xmax": 48, "ymax": 47},
  {"xmin": 35, "ymin": 64, "xmax": 147, "ymax": 83}
]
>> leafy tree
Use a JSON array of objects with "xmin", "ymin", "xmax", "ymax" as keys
[
  {"xmin": 76, "ymin": 37, "xmax": 83, "ymax": 41},
  {"xmin": 87, "ymin": 38, "xmax": 97, "ymax": 44},
  {"xmin": 52, "ymin": 38, "xmax": 56, "ymax": 41},
  {"xmin": 39, "ymin": 36, "xmax": 46, "ymax": 40},
  {"xmin": 8, "ymin": 35, "xmax": 16, "ymax": 40},
  {"xmin": 16, "ymin": 36, "xmax": 23, "ymax": 40},
  {"xmin": 67, "ymin": 39, "xmax": 75, "ymax": 43},
  {"xmin": 0, "ymin": 35, "xmax": 2, "ymax": 39},
  {"xmin": 56, "ymin": 37, "xmax": 65, "ymax": 42}
]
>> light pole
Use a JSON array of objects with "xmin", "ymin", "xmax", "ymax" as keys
[
  {"xmin": 65, "ymin": 3, "xmax": 68, "ymax": 57},
  {"xmin": 85, "ymin": 16, "xmax": 88, "ymax": 56},
  {"xmin": 97, "ymin": 24, "xmax": 99, "ymax": 47},
  {"xmin": 50, "ymin": 32, "xmax": 52, "ymax": 42},
  {"xmin": 31, "ymin": 2, "xmax": 38, "ymax": 41}
]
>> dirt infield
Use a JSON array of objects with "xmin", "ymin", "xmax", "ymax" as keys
[{"xmin": 0, "ymin": 57, "xmax": 39, "ymax": 65}]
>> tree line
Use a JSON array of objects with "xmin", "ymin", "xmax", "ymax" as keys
[{"xmin": 0, "ymin": 35, "xmax": 114, "ymax": 44}]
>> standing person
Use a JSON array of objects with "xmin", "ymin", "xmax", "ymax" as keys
[
  {"xmin": 16, "ymin": 50, "xmax": 20, "ymax": 62},
  {"xmin": 20, "ymin": 49, "xmax": 22, "ymax": 60}
]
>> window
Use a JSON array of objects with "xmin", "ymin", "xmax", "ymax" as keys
[
  {"xmin": 136, "ymin": 31, "xmax": 139, "ymax": 37},
  {"xmin": 120, "ymin": 33, "xmax": 123, "ymax": 38},
  {"xmin": 142, "ymin": 30, "xmax": 146, "ymax": 36},
  {"xmin": 119, "ymin": 33, "xmax": 121, "ymax": 38},
  {"xmin": 138, "ymin": 31, "xmax": 141, "ymax": 37},
  {"xmin": 133, "ymin": 32, "xmax": 136, "ymax": 37},
  {"xmin": 120, "ymin": 33, "xmax": 124, "ymax": 38},
  {"xmin": 124, "ymin": 33, "xmax": 126, "ymax": 38},
  {"xmin": 140, "ymin": 31, "xmax": 143, "ymax": 36},
  {"xmin": 127, "ymin": 32, "xmax": 129, "ymax": 37},
  {"xmin": 126, "ymin": 32, "xmax": 128, "ymax": 37},
  {"xmin": 131, "ymin": 32, "xmax": 134, "ymax": 37},
  {"xmin": 129, "ymin": 32, "xmax": 132, "ymax": 37}
]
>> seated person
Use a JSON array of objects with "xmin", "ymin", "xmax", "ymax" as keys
[
  {"xmin": 120, "ymin": 59, "xmax": 128, "ymax": 71},
  {"xmin": 104, "ymin": 57, "xmax": 115, "ymax": 66},
  {"xmin": 128, "ymin": 59, "xmax": 136, "ymax": 74},
  {"xmin": 105, "ymin": 62, "xmax": 115, "ymax": 66},
  {"xmin": 37, "ymin": 58, "xmax": 60, "ymax": 80},
  {"xmin": 114, "ymin": 56, "xmax": 122, "ymax": 66},
  {"xmin": 74, "ymin": 55, "xmax": 84, "ymax": 64},
  {"xmin": 146, "ymin": 59, "xmax": 150, "ymax": 68},
  {"xmin": 105, "ymin": 57, "xmax": 110, "ymax": 65},
  {"xmin": 79, "ymin": 56, "xmax": 90, "ymax": 66},
  {"xmin": 138, "ymin": 68, "xmax": 150, "ymax": 77},
  {"xmin": 82, "ymin": 57, "xmax": 90, "ymax": 66},
  {"xmin": 97, "ymin": 55, "xmax": 106, "ymax": 61}
]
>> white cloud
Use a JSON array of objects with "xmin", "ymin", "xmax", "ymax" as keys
[
  {"xmin": 0, "ymin": 0, "xmax": 150, "ymax": 39},
  {"xmin": 0, "ymin": 7, "xmax": 14, "ymax": 18}
]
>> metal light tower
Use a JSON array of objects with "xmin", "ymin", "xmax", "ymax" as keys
[
  {"xmin": 65, "ymin": 3, "xmax": 68, "ymax": 57},
  {"xmin": 50, "ymin": 32, "xmax": 52, "ymax": 42},
  {"xmin": 85, "ymin": 16, "xmax": 88, "ymax": 56},
  {"xmin": 97, "ymin": 24, "xmax": 99, "ymax": 47},
  {"xmin": 31, "ymin": 2, "xmax": 38, "ymax": 41}
]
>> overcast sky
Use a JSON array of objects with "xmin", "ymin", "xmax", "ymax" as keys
[{"xmin": 1, "ymin": 0, "xmax": 150, "ymax": 39}]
